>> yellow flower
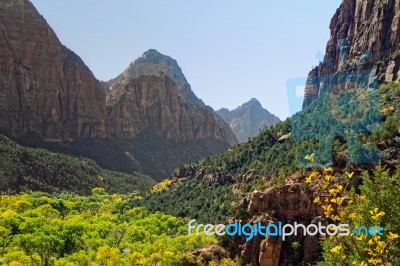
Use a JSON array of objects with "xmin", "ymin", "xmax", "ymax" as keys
[
  {"xmin": 313, "ymin": 197, "xmax": 320, "ymax": 204},
  {"xmin": 322, "ymin": 204, "xmax": 333, "ymax": 214},
  {"xmin": 305, "ymin": 175, "xmax": 312, "ymax": 184},
  {"xmin": 345, "ymin": 171, "xmax": 354, "ymax": 178},
  {"xmin": 349, "ymin": 212, "xmax": 357, "ymax": 219},
  {"xmin": 330, "ymin": 197, "xmax": 343, "ymax": 205},
  {"xmin": 329, "ymin": 188, "xmax": 338, "ymax": 194},
  {"xmin": 355, "ymin": 234, "xmax": 366, "ymax": 241},
  {"xmin": 329, "ymin": 245, "xmax": 342, "ymax": 253},
  {"xmin": 357, "ymin": 194, "xmax": 367, "ymax": 201},
  {"xmin": 369, "ymin": 208, "xmax": 385, "ymax": 220},
  {"xmin": 368, "ymin": 258, "xmax": 383, "ymax": 265},
  {"xmin": 376, "ymin": 241, "xmax": 385, "ymax": 254},
  {"xmin": 324, "ymin": 175, "xmax": 334, "ymax": 182},
  {"xmin": 304, "ymin": 154, "xmax": 315, "ymax": 162},
  {"xmin": 388, "ymin": 232, "xmax": 399, "ymax": 240}
]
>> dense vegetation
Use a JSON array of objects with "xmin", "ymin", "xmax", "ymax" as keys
[
  {"xmin": 0, "ymin": 190, "xmax": 219, "ymax": 266},
  {"xmin": 304, "ymin": 165, "xmax": 400, "ymax": 265},
  {"xmin": 0, "ymin": 135, "xmax": 155, "ymax": 195},
  {"xmin": 174, "ymin": 82, "xmax": 400, "ymax": 178},
  {"xmin": 132, "ymin": 178, "xmax": 235, "ymax": 223}
]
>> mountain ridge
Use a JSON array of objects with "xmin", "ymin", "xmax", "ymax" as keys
[
  {"xmin": 0, "ymin": 0, "xmax": 238, "ymax": 180},
  {"xmin": 217, "ymin": 98, "xmax": 280, "ymax": 143}
]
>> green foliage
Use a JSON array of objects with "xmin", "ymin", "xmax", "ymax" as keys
[
  {"xmin": 133, "ymin": 178, "xmax": 234, "ymax": 224},
  {"xmin": 0, "ymin": 191, "xmax": 216, "ymax": 265},
  {"xmin": 189, "ymin": 119, "xmax": 299, "ymax": 178},
  {"xmin": 176, "ymin": 82, "xmax": 400, "ymax": 181},
  {"xmin": 318, "ymin": 166, "xmax": 400, "ymax": 265},
  {"xmin": 0, "ymin": 135, "xmax": 155, "ymax": 195}
]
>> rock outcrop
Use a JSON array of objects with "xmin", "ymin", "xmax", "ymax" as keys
[
  {"xmin": 0, "ymin": 0, "xmax": 107, "ymax": 141},
  {"xmin": 238, "ymin": 184, "xmax": 323, "ymax": 266},
  {"xmin": 106, "ymin": 50, "xmax": 238, "ymax": 146},
  {"xmin": 217, "ymin": 98, "xmax": 280, "ymax": 143},
  {"xmin": 303, "ymin": 0, "xmax": 400, "ymax": 107}
]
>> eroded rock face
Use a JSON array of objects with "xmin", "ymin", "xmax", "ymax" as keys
[
  {"xmin": 239, "ymin": 184, "xmax": 322, "ymax": 266},
  {"xmin": 106, "ymin": 50, "xmax": 238, "ymax": 146},
  {"xmin": 106, "ymin": 73, "xmax": 236, "ymax": 145},
  {"xmin": 0, "ymin": 0, "xmax": 107, "ymax": 141},
  {"xmin": 303, "ymin": 0, "xmax": 400, "ymax": 107}
]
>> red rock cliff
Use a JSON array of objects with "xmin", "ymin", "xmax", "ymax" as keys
[
  {"xmin": 303, "ymin": 0, "xmax": 400, "ymax": 107},
  {"xmin": 107, "ymin": 73, "xmax": 237, "ymax": 145},
  {"xmin": 0, "ymin": 0, "xmax": 107, "ymax": 141},
  {"xmin": 106, "ymin": 50, "xmax": 238, "ymax": 146}
]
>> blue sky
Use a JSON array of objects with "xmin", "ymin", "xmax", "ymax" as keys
[{"xmin": 30, "ymin": 0, "xmax": 341, "ymax": 119}]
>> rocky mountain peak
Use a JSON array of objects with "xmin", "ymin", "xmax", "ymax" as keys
[
  {"xmin": 243, "ymin": 98, "xmax": 262, "ymax": 108},
  {"xmin": 106, "ymin": 51, "xmax": 238, "ymax": 146},
  {"xmin": 217, "ymin": 98, "xmax": 280, "ymax": 143},
  {"xmin": 109, "ymin": 49, "xmax": 204, "ymax": 106},
  {"xmin": 141, "ymin": 48, "xmax": 167, "ymax": 59}
]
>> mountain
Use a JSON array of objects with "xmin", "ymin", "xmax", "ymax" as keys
[
  {"xmin": 0, "ymin": 0, "xmax": 107, "ymax": 142},
  {"xmin": 106, "ymin": 49, "xmax": 238, "ymax": 146},
  {"xmin": 303, "ymin": 0, "xmax": 400, "ymax": 107},
  {"xmin": 0, "ymin": 0, "xmax": 237, "ymax": 181},
  {"xmin": 108, "ymin": 49, "xmax": 205, "ymax": 106},
  {"xmin": 217, "ymin": 98, "xmax": 280, "ymax": 143}
]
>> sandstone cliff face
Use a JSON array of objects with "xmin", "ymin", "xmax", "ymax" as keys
[
  {"xmin": 303, "ymin": 0, "xmax": 400, "ymax": 107},
  {"xmin": 0, "ymin": 0, "xmax": 106, "ymax": 141},
  {"xmin": 217, "ymin": 98, "xmax": 280, "ymax": 143},
  {"xmin": 237, "ymin": 184, "xmax": 323, "ymax": 266},
  {"xmin": 106, "ymin": 73, "xmax": 236, "ymax": 144},
  {"xmin": 106, "ymin": 50, "xmax": 238, "ymax": 146}
]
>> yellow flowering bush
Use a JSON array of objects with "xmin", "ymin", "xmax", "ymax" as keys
[{"xmin": 304, "ymin": 161, "xmax": 400, "ymax": 266}]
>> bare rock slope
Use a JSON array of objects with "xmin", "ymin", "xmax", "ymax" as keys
[
  {"xmin": 304, "ymin": 0, "xmax": 400, "ymax": 107},
  {"xmin": 0, "ymin": 0, "xmax": 107, "ymax": 141}
]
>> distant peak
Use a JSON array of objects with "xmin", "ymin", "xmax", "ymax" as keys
[
  {"xmin": 142, "ymin": 49, "xmax": 165, "ymax": 58},
  {"xmin": 248, "ymin": 98, "xmax": 260, "ymax": 104},
  {"xmin": 243, "ymin": 98, "xmax": 262, "ymax": 108}
]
